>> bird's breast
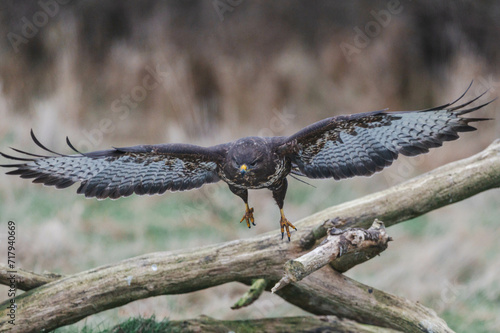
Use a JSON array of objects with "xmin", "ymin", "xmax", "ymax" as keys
[{"xmin": 219, "ymin": 158, "xmax": 290, "ymax": 190}]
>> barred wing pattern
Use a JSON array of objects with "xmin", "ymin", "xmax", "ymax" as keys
[
  {"xmin": 0, "ymin": 132, "xmax": 223, "ymax": 199},
  {"xmin": 285, "ymin": 93, "xmax": 492, "ymax": 180}
]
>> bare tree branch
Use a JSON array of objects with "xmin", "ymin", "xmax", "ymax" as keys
[
  {"xmin": 0, "ymin": 236, "xmax": 452, "ymax": 333},
  {"xmin": 272, "ymin": 219, "xmax": 390, "ymax": 292},
  {"xmin": 112, "ymin": 315, "xmax": 402, "ymax": 333},
  {"xmin": 1, "ymin": 140, "xmax": 498, "ymax": 332},
  {"xmin": 231, "ymin": 278, "xmax": 267, "ymax": 309},
  {"xmin": 278, "ymin": 267, "xmax": 453, "ymax": 333},
  {"xmin": 0, "ymin": 264, "xmax": 62, "ymax": 291},
  {"xmin": 329, "ymin": 219, "xmax": 391, "ymax": 273}
]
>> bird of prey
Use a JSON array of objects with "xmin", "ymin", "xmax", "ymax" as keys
[{"xmin": 0, "ymin": 87, "xmax": 493, "ymax": 240}]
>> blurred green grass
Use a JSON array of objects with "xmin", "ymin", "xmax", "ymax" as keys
[{"xmin": 52, "ymin": 316, "xmax": 178, "ymax": 333}]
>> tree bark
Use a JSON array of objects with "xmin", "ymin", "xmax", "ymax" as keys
[
  {"xmin": 0, "ymin": 265, "xmax": 62, "ymax": 291},
  {"xmin": 0, "ymin": 236, "xmax": 452, "ymax": 333},
  {"xmin": 272, "ymin": 219, "xmax": 390, "ymax": 292},
  {"xmin": 1, "ymin": 140, "xmax": 498, "ymax": 333},
  {"xmin": 110, "ymin": 315, "xmax": 402, "ymax": 333},
  {"xmin": 231, "ymin": 278, "xmax": 268, "ymax": 309}
]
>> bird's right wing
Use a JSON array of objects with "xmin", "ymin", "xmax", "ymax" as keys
[
  {"xmin": 1, "ymin": 131, "xmax": 227, "ymax": 199},
  {"xmin": 279, "ymin": 88, "xmax": 493, "ymax": 180}
]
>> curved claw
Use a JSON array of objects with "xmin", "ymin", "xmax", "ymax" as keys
[
  {"xmin": 240, "ymin": 204, "xmax": 255, "ymax": 228},
  {"xmin": 279, "ymin": 209, "xmax": 297, "ymax": 241}
]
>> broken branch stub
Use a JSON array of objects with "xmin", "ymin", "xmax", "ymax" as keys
[{"xmin": 272, "ymin": 219, "xmax": 390, "ymax": 292}]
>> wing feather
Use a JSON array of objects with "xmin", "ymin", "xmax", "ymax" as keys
[
  {"xmin": 280, "ymin": 89, "xmax": 493, "ymax": 180},
  {"xmin": 1, "ymin": 134, "xmax": 226, "ymax": 199}
]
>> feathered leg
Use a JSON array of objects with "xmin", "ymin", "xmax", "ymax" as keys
[
  {"xmin": 270, "ymin": 178, "xmax": 297, "ymax": 241},
  {"xmin": 228, "ymin": 185, "xmax": 255, "ymax": 228}
]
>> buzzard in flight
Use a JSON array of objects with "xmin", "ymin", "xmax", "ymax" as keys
[{"xmin": 1, "ymin": 87, "xmax": 493, "ymax": 240}]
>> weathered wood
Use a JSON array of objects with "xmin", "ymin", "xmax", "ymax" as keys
[
  {"xmin": 272, "ymin": 219, "xmax": 390, "ymax": 292},
  {"xmin": 0, "ymin": 264, "xmax": 62, "ymax": 291},
  {"xmin": 112, "ymin": 315, "xmax": 403, "ymax": 333},
  {"xmin": 330, "ymin": 239, "xmax": 390, "ymax": 273},
  {"xmin": 278, "ymin": 267, "xmax": 452, "ymax": 333},
  {"xmin": 0, "ymin": 231, "xmax": 450, "ymax": 332},
  {"xmin": 231, "ymin": 278, "xmax": 268, "ymax": 309},
  {"xmin": 0, "ymin": 140, "xmax": 498, "ymax": 333}
]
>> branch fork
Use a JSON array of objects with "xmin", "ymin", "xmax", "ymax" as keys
[{"xmin": 272, "ymin": 219, "xmax": 390, "ymax": 293}]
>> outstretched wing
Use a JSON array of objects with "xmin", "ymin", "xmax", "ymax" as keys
[
  {"xmin": 1, "ymin": 131, "xmax": 226, "ymax": 199},
  {"xmin": 281, "ymin": 89, "xmax": 493, "ymax": 180}
]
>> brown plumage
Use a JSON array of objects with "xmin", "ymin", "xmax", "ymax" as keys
[{"xmin": 1, "ymin": 85, "xmax": 494, "ymax": 240}]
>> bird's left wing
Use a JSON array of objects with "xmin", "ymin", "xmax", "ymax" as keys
[
  {"xmin": 278, "ymin": 90, "xmax": 493, "ymax": 180},
  {"xmin": 1, "ymin": 131, "xmax": 227, "ymax": 199}
]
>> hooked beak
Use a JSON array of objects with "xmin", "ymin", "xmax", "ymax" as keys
[{"xmin": 240, "ymin": 164, "xmax": 248, "ymax": 175}]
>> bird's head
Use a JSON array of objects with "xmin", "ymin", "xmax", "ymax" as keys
[
  {"xmin": 233, "ymin": 150, "xmax": 265, "ymax": 177},
  {"xmin": 236, "ymin": 154, "xmax": 264, "ymax": 176},
  {"xmin": 226, "ymin": 137, "xmax": 271, "ymax": 181}
]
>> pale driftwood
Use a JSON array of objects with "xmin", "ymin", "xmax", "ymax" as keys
[
  {"xmin": 116, "ymin": 315, "xmax": 402, "ymax": 333},
  {"xmin": 0, "ymin": 264, "xmax": 62, "ymax": 291},
  {"xmin": 0, "ymin": 140, "xmax": 499, "ymax": 333},
  {"xmin": 330, "ymin": 220, "xmax": 392, "ymax": 273},
  {"xmin": 279, "ymin": 267, "xmax": 451, "ymax": 332},
  {"xmin": 272, "ymin": 219, "xmax": 390, "ymax": 292},
  {"xmin": 0, "ymin": 237, "xmax": 451, "ymax": 333}
]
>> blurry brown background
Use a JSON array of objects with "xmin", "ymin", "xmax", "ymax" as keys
[{"xmin": 0, "ymin": 1, "xmax": 499, "ymax": 332}]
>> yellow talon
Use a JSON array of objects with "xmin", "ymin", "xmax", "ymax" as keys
[
  {"xmin": 279, "ymin": 208, "xmax": 297, "ymax": 241},
  {"xmin": 240, "ymin": 203, "xmax": 255, "ymax": 228}
]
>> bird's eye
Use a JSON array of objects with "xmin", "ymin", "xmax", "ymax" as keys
[{"xmin": 249, "ymin": 158, "xmax": 261, "ymax": 167}]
